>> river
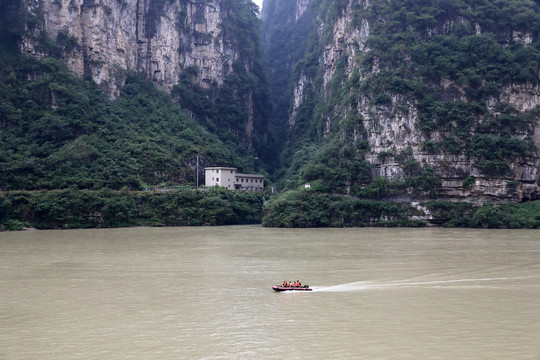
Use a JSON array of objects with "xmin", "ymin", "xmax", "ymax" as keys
[{"xmin": 1, "ymin": 226, "xmax": 539, "ymax": 359}]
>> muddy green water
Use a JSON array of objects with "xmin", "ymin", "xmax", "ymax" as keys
[{"xmin": 1, "ymin": 226, "xmax": 540, "ymax": 359}]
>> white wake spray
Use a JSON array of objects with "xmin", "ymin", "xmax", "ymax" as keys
[{"xmin": 312, "ymin": 275, "xmax": 540, "ymax": 292}]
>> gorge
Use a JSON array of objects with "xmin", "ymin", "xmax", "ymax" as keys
[{"xmin": 1, "ymin": 0, "xmax": 539, "ymax": 228}]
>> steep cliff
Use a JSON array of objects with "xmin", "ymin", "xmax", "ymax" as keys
[
  {"xmin": 266, "ymin": 0, "xmax": 540, "ymax": 202},
  {"xmin": 20, "ymin": 0, "xmax": 247, "ymax": 96},
  {"xmin": 18, "ymin": 0, "xmax": 271, "ymax": 162}
]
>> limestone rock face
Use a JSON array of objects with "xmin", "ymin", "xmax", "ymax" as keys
[
  {"xmin": 294, "ymin": 0, "xmax": 310, "ymax": 20},
  {"xmin": 289, "ymin": 73, "xmax": 308, "ymax": 125},
  {"xmin": 321, "ymin": 8, "xmax": 369, "ymax": 89},
  {"xmin": 20, "ymin": 0, "xmax": 239, "ymax": 98},
  {"xmin": 288, "ymin": 0, "xmax": 540, "ymax": 202}
]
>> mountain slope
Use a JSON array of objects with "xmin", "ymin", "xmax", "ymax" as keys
[
  {"xmin": 11, "ymin": 0, "xmax": 273, "ymax": 173},
  {"xmin": 0, "ymin": 50, "xmax": 236, "ymax": 190},
  {"xmin": 0, "ymin": 0, "xmax": 274, "ymax": 191},
  {"xmin": 265, "ymin": 0, "xmax": 540, "ymax": 202}
]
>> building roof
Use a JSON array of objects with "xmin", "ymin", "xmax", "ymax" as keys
[
  {"xmin": 204, "ymin": 166, "xmax": 237, "ymax": 170},
  {"xmin": 236, "ymin": 173, "xmax": 264, "ymax": 178}
]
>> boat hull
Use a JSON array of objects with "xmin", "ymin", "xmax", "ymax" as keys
[{"xmin": 272, "ymin": 285, "xmax": 312, "ymax": 292}]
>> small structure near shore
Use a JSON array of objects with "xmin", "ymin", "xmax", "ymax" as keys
[{"xmin": 204, "ymin": 167, "xmax": 264, "ymax": 192}]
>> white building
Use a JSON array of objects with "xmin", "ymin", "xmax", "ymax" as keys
[
  {"xmin": 205, "ymin": 167, "xmax": 237, "ymax": 189},
  {"xmin": 205, "ymin": 167, "xmax": 264, "ymax": 192}
]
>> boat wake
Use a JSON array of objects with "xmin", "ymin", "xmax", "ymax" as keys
[
  {"xmin": 312, "ymin": 275, "xmax": 539, "ymax": 292},
  {"xmin": 312, "ymin": 281, "xmax": 374, "ymax": 292}
]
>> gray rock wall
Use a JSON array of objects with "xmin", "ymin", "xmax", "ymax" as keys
[{"xmin": 20, "ymin": 0, "xmax": 238, "ymax": 98}]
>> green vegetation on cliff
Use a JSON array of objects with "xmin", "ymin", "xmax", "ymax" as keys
[
  {"xmin": 362, "ymin": 0, "xmax": 540, "ymax": 176},
  {"xmin": 0, "ymin": 50, "xmax": 235, "ymax": 190}
]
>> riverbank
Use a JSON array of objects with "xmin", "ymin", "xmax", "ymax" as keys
[
  {"xmin": 262, "ymin": 190, "xmax": 540, "ymax": 229},
  {"xmin": 0, "ymin": 189, "xmax": 264, "ymax": 230},
  {"xmin": 2, "ymin": 189, "xmax": 540, "ymax": 230}
]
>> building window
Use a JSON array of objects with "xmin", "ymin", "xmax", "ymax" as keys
[
  {"xmin": 216, "ymin": 169, "xmax": 219, "ymax": 173},
  {"xmin": 216, "ymin": 178, "xmax": 219, "ymax": 182}
]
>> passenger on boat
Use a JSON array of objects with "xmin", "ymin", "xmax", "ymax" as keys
[
  {"xmin": 293, "ymin": 281, "xmax": 297, "ymax": 287},
  {"xmin": 297, "ymin": 280, "xmax": 301, "ymax": 287},
  {"xmin": 282, "ymin": 281, "xmax": 288, "ymax": 287}
]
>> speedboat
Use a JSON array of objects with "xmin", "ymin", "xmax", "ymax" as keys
[{"xmin": 272, "ymin": 285, "xmax": 312, "ymax": 292}]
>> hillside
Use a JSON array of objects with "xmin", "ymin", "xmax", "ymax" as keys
[
  {"xmin": 0, "ymin": 0, "xmax": 271, "ymax": 191},
  {"xmin": 0, "ymin": 48, "xmax": 243, "ymax": 190}
]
